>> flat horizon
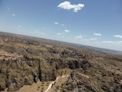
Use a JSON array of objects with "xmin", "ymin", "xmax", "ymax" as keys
[{"xmin": 1, "ymin": 31, "xmax": 122, "ymax": 53}]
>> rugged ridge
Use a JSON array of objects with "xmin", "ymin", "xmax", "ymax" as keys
[{"xmin": 0, "ymin": 32, "xmax": 122, "ymax": 92}]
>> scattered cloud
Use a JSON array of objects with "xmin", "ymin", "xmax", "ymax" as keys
[
  {"xmin": 102, "ymin": 41, "xmax": 114, "ymax": 44},
  {"xmin": 54, "ymin": 22, "xmax": 59, "ymax": 25},
  {"xmin": 114, "ymin": 35, "xmax": 122, "ymax": 38},
  {"xmin": 93, "ymin": 33, "xmax": 102, "ymax": 36},
  {"xmin": 56, "ymin": 33, "xmax": 65, "ymax": 38},
  {"xmin": 118, "ymin": 41, "xmax": 122, "ymax": 43},
  {"xmin": 56, "ymin": 33, "xmax": 62, "ymax": 36},
  {"xmin": 75, "ymin": 35, "xmax": 82, "ymax": 39},
  {"xmin": 102, "ymin": 40, "xmax": 122, "ymax": 44},
  {"xmin": 54, "ymin": 22, "xmax": 67, "ymax": 27},
  {"xmin": 64, "ymin": 29, "xmax": 70, "ymax": 33},
  {"xmin": 57, "ymin": 1, "xmax": 85, "ymax": 12},
  {"xmin": 89, "ymin": 38, "xmax": 97, "ymax": 41}
]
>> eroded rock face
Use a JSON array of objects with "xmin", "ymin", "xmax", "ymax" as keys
[
  {"xmin": 0, "ymin": 57, "xmax": 91, "ymax": 92},
  {"xmin": 0, "ymin": 32, "xmax": 122, "ymax": 92},
  {"xmin": 57, "ymin": 69, "xmax": 122, "ymax": 92}
]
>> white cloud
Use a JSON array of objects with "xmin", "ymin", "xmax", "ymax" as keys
[
  {"xmin": 54, "ymin": 22, "xmax": 59, "ymax": 25},
  {"xmin": 114, "ymin": 35, "xmax": 122, "ymax": 38},
  {"xmin": 102, "ymin": 41, "xmax": 114, "ymax": 44},
  {"xmin": 54, "ymin": 22, "xmax": 67, "ymax": 28},
  {"xmin": 57, "ymin": 33, "xmax": 62, "ymax": 36},
  {"xmin": 56, "ymin": 33, "xmax": 65, "ymax": 38},
  {"xmin": 117, "ymin": 41, "xmax": 122, "ymax": 43},
  {"xmin": 102, "ymin": 40, "xmax": 122, "ymax": 44},
  {"xmin": 64, "ymin": 29, "xmax": 70, "ymax": 33},
  {"xmin": 57, "ymin": 1, "xmax": 85, "ymax": 12},
  {"xmin": 93, "ymin": 33, "xmax": 102, "ymax": 36},
  {"xmin": 89, "ymin": 38, "xmax": 97, "ymax": 41},
  {"xmin": 75, "ymin": 35, "xmax": 82, "ymax": 39}
]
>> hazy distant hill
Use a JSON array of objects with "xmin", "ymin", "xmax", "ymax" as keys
[
  {"xmin": 0, "ymin": 32, "xmax": 122, "ymax": 92},
  {"xmin": 80, "ymin": 45, "xmax": 122, "ymax": 55}
]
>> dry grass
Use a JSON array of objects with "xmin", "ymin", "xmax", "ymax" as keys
[{"xmin": 16, "ymin": 81, "xmax": 51, "ymax": 92}]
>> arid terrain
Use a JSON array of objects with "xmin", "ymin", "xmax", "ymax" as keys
[{"xmin": 0, "ymin": 32, "xmax": 122, "ymax": 92}]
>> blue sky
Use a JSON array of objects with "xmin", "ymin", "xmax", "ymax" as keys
[{"xmin": 0, "ymin": 0, "xmax": 122, "ymax": 51}]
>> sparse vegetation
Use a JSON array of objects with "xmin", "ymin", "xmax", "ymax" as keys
[{"xmin": 0, "ymin": 32, "xmax": 122, "ymax": 92}]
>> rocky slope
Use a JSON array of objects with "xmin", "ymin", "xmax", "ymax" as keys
[{"xmin": 0, "ymin": 32, "xmax": 122, "ymax": 92}]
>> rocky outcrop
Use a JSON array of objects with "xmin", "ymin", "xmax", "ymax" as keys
[
  {"xmin": 0, "ymin": 32, "xmax": 122, "ymax": 92},
  {"xmin": 0, "ymin": 56, "xmax": 91, "ymax": 92}
]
